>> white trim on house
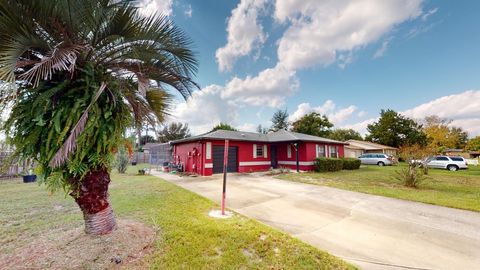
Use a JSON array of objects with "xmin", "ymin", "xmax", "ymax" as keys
[
  {"xmin": 205, "ymin": 142, "xmax": 212, "ymax": 159},
  {"xmin": 316, "ymin": 144, "xmax": 326, "ymax": 158},
  {"xmin": 253, "ymin": 144, "xmax": 257, "ymax": 158},
  {"xmin": 329, "ymin": 145, "xmax": 339, "ymax": 158},
  {"xmin": 278, "ymin": 161, "xmax": 314, "ymax": 166},
  {"xmin": 263, "ymin": 144, "xmax": 268, "ymax": 158},
  {"xmin": 204, "ymin": 163, "xmax": 213, "ymax": 168},
  {"xmin": 239, "ymin": 161, "xmax": 271, "ymax": 166},
  {"xmin": 287, "ymin": 144, "xmax": 292, "ymax": 158}
]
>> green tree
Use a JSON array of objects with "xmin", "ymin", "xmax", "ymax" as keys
[
  {"xmin": 422, "ymin": 116, "xmax": 469, "ymax": 151},
  {"xmin": 115, "ymin": 146, "xmax": 130, "ymax": 174},
  {"xmin": 366, "ymin": 110, "xmax": 427, "ymax": 148},
  {"xmin": 211, "ymin": 123, "xmax": 237, "ymax": 132},
  {"xmin": 465, "ymin": 136, "xmax": 480, "ymax": 151},
  {"xmin": 328, "ymin": 128, "xmax": 363, "ymax": 141},
  {"xmin": 270, "ymin": 109, "xmax": 289, "ymax": 131},
  {"xmin": 140, "ymin": 135, "xmax": 156, "ymax": 146},
  {"xmin": 158, "ymin": 122, "xmax": 191, "ymax": 143},
  {"xmin": 0, "ymin": 0, "xmax": 197, "ymax": 235},
  {"xmin": 256, "ymin": 124, "xmax": 268, "ymax": 134},
  {"xmin": 291, "ymin": 112, "xmax": 333, "ymax": 137},
  {"xmin": 451, "ymin": 127, "xmax": 468, "ymax": 149}
]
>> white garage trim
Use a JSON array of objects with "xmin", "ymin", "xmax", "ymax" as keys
[
  {"xmin": 204, "ymin": 163, "xmax": 213, "ymax": 168},
  {"xmin": 278, "ymin": 161, "xmax": 314, "ymax": 166},
  {"xmin": 239, "ymin": 161, "xmax": 271, "ymax": 166},
  {"xmin": 206, "ymin": 142, "xmax": 212, "ymax": 159}
]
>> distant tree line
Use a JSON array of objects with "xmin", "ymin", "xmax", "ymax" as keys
[
  {"xmin": 139, "ymin": 109, "xmax": 478, "ymax": 152},
  {"xmin": 218, "ymin": 108, "xmax": 474, "ymax": 151}
]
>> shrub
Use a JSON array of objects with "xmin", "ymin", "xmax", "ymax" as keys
[
  {"xmin": 341, "ymin": 158, "xmax": 361, "ymax": 170},
  {"xmin": 314, "ymin": 158, "xmax": 343, "ymax": 172},
  {"xmin": 115, "ymin": 146, "xmax": 129, "ymax": 174},
  {"xmin": 394, "ymin": 163, "xmax": 427, "ymax": 188}
]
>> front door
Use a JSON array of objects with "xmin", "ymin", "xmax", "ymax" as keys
[{"xmin": 270, "ymin": 145, "xmax": 278, "ymax": 168}]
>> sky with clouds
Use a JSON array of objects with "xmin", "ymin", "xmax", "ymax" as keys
[{"xmin": 9, "ymin": 0, "xmax": 480, "ymax": 139}]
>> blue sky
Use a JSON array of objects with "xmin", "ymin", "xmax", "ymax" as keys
[{"xmin": 141, "ymin": 0, "xmax": 480, "ymax": 136}]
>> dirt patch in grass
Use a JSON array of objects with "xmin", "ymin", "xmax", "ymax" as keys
[{"xmin": 0, "ymin": 219, "xmax": 155, "ymax": 270}]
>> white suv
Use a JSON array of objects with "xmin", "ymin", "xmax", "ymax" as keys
[{"xmin": 426, "ymin": 156, "xmax": 468, "ymax": 171}]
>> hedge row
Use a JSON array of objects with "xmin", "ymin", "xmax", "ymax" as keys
[
  {"xmin": 341, "ymin": 158, "xmax": 361, "ymax": 170},
  {"xmin": 314, "ymin": 157, "xmax": 361, "ymax": 172}
]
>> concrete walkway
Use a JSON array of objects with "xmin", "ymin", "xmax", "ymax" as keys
[{"xmin": 151, "ymin": 171, "xmax": 480, "ymax": 270}]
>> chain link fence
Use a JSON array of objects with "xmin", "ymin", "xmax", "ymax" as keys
[
  {"xmin": 133, "ymin": 143, "xmax": 172, "ymax": 168},
  {"xmin": 0, "ymin": 151, "xmax": 29, "ymax": 179}
]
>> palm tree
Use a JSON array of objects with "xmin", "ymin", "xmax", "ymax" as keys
[{"xmin": 0, "ymin": 0, "xmax": 198, "ymax": 235}]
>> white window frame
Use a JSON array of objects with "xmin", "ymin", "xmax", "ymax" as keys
[
  {"xmin": 255, "ymin": 144, "xmax": 264, "ymax": 158},
  {"xmin": 329, "ymin": 145, "xmax": 339, "ymax": 158},
  {"xmin": 263, "ymin": 144, "xmax": 268, "ymax": 158},
  {"xmin": 316, "ymin": 144, "xmax": 326, "ymax": 158},
  {"xmin": 287, "ymin": 144, "xmax": 292, "ymax": 158},
  {"xmin": 206, "ymin": 142, "xmax": 212, "ymax": 159}
]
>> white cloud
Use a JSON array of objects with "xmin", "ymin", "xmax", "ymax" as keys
[
  {"xmin": 373, "ymin": 37, "xmax": 392, "ymax": 59},
  {"xmin": 450, "ymin": 119, "xmax": 480, "ymax": 138},
  {"xmin": 357, "ymin": 111, "xmax": 367, "ymax": 117},
  {"xmin": 330, "ymin": 105, "xmax": 358, "ymax": 124},
  {"xmin": 346, "ymin": 90, "xmax": 480, "ymax": 137},
  {"xmin": 236, "ymin": 123, "xmax": 257, "ymax": 132},
  {"xmin": 184, "ymin": 4, "xmax": 193, "ymax": 18},
  {"xmin": 138, "ymin": 0, "xmax": 173, "ymax": 17},
  {"xmin": 289, "ymin": 101, "xmax": 358, "ymax": 125},
  {"xmin": 402, "ymin": 90, "xmax": 480, "ymax": 136},
  {"xmin": 343, "ymin": 118, "xmax": 377, "ymax": 135},
  {"xmin": 222, "ymin": 64, "xmax": 299, "ymax": 107},
  {"xmin": 170, "ymin": 65, "xmax": 299, "ymax": 134},
  {"xmin": 275, "ymin": 0, "xmax": 423, "ymax": 70},
  {"xmin": 174, "ymin": 0, "xmax": 436, "ymax": 135},
  {"xmin": 421, "ymin": 7, "xmax": 438, "ymax": 21},
  {"xmin": 171, "ymin": 85, "xmax": 239, "ymax": 134},
  {"xmin": 216, "ymin": 0, "xmax": 268, "ymax": 72}
]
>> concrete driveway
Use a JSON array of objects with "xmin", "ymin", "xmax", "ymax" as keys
[{"xmin": 151, "ymin": 171, "xmax": 480, "ymax": 270}]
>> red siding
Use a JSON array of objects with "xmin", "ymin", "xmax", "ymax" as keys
[
  {"xmin": 210, "ymin": 140, "xmax": 271, "ymax": 174},
  {"xmin": 173, "ymin": 141, "xmax": 204, "ymax": 175},
  {"xmin": 173, "ymin": 139, "xmax": 345, "ymax": 176}
]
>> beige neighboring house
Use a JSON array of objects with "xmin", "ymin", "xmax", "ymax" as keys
[{"xmin": 345, "ymin": 140, "xmax": 398, "ymax": 158}]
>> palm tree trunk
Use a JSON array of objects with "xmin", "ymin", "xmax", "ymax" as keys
[{"xmin": 70, "ymin": 168, "xmax": 116, "ymax": 235}]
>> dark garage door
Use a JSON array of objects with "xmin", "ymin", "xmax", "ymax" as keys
[{"xmin": 212, "ymin": 146, "xmax": 238, "ymax": 174}]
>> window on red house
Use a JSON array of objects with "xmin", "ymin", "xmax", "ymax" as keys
[
  {"xmin": 329, "ymin": 145, "xmax": 339, "ymax": 158},
  {"xmin": 317, "ymin": 145, "xmax": 326, "ymax": 158},
  {"xmin": 256, "ymin": 145, "xmax": 264, "ymax": 157}
]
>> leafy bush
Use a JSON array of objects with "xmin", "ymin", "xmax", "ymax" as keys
[
  {"xmin": 115, "ymin": 146, "xmax": 129, "ymax": 174},
  {"xmin": 314, "ymin": 158, "xmax": 343, "ymax": 172},
  {"xmin": 341, "ymin": 158, "xmax": 361, "ymax": 170},
  {"xmin": 394, "ymin": 163, "xmax": 427, "ymax": 188}
]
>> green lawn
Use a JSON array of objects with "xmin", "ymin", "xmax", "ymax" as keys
[
  {"xmin": 0, "ymin": 165, "xmax": 354, "ymax": 269},
  {"xmin": 277, "ymin": 163, "xmax": 480, "ymax": 212}
]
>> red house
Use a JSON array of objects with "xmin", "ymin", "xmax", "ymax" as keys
[{"xmin": 171, "ymin": 129, "xmax": 347, "ymax": 176}]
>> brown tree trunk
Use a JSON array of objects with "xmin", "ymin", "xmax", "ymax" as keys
[{"xmin": 70, "ymin": 168, "xmax": 116, "ymax": 235}]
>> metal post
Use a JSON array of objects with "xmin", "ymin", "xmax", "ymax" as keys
[
  {"xmin": 295, "ymin": 142, "xmax": 300, "ymax": 172},
  {"xmin": 221, "ymin": 140, "xmax": 229, "ymax": 215}
]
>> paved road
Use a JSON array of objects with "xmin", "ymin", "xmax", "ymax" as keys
[{"xmin": 152, "ymin": 171, "xmax": 480, "ymax": 270}]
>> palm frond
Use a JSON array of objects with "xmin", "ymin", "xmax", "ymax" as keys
[
  {"xmin": 19, "ymin": 44, "xmax": 87, "ymax": 87},
  {"xmin": 145, "ymin": 88, "xmax": 172, "ymax": 122},
  {"xmin": 49, "ymin": 82, "xmax": 106, "ymax": 168}
]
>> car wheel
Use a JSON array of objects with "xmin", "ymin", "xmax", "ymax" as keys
[
  {"xmin": 377, "ymin": 161, "xmax": 385, "ymax": 166},
  {"xmin": 447, "ymin": 165, "xmax": 458, "ymax": 171}
]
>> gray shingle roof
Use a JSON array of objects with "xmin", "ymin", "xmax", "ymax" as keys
[
  {"xmin": 346, "ymin": 140, "xmax": 398, "ymax": 150},
  {"xmin": 171, "ymin": 129, "xmax": 346, "ymax": 144}
]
